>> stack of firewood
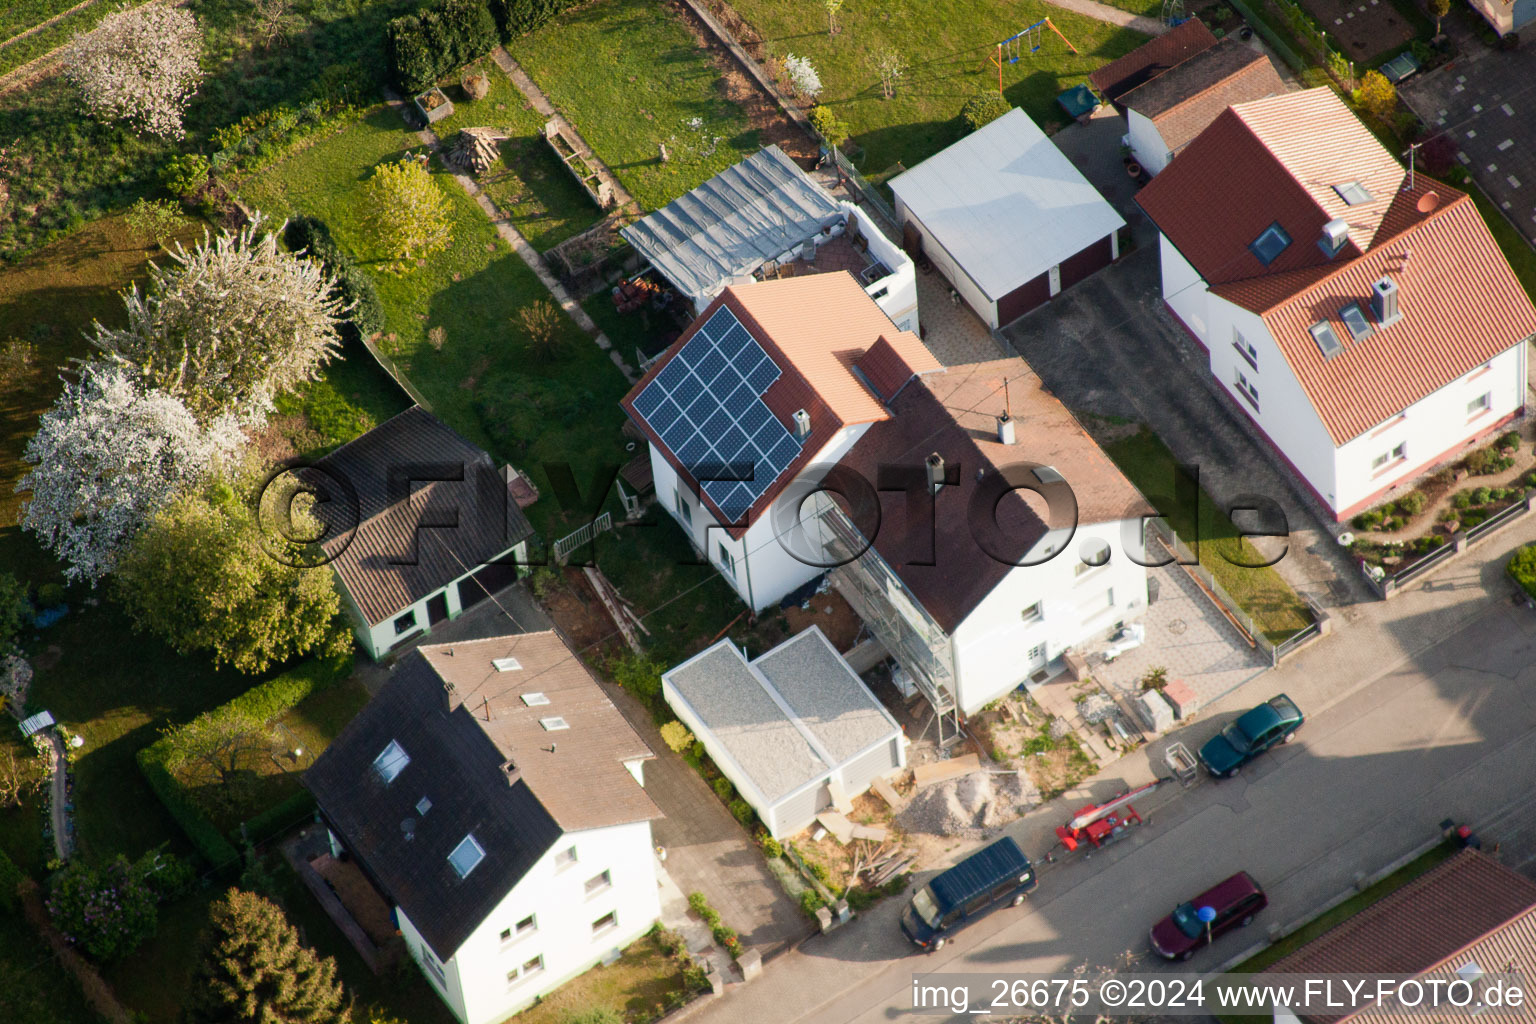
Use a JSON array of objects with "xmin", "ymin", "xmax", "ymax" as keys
[{"xmin": 446, "ymin": 127, "xmax": 508, "ymax": 175}]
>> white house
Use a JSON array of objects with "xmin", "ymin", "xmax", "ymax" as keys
[
  {"xmin": 621, "ymin": 145, "xmax": 919, "ymax": 337},
  {"xmin": 620, "ymin": 272, "xmax": 943, "ymax": 612},
  {"xmin": 663, "ymin": 626, "xmax": 905, "ymax": 839},
  {"xmin": 1118, "ymin": 36, "xmax": 1283, "ymax": 175},
  {"xmin": 305, "ymin": 632, "xmax": 662, "ymax": 1024},
  {"xmin": 1137, "ymin": 88, "xmax": 1536, "ymax": 521},
  {"xmin": 306, "ymin": 407, "xmax": 535, "ymax": 659},
  {"xmin": 890, "ymin": 108, "xmax": 1124, "ymax": 328},
  {"xmin": 814, "ymin": 358, "xmax": 1155, "ymax": 723},
  {"xmin": 1466, "ymin": 0, "xmax": 1536, "ymax": 36}
]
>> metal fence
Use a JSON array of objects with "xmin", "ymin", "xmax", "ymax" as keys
[
  {"xmin": 1146, "ymin": 519, "xmax": 1323, "ymax": 667},
  {"xmin": 552, "ymin": 511, "xmax": 613, "ymax": 563},
  {"xmin": 1363, "ymin": 495, "xmax": 1532, "ymax": 597},
  {"xmin": 828, "ymin": 146, "xmax": 899, "ymax": 230}
]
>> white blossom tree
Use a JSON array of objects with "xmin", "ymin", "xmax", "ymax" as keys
[
  {"xmin": 63, "ymin": 6, "xmax": 205, "ymax": 140},
  {"xmin": 89, "ymin": 217, "xmax": 346, "ymax": 424},
  {"xmin": 783, "ymin": 54, "xmax": 823, "ymax": 100},
  {"xmin": 15, "ymin": 362, "xmax": 244, "ymax": 583}
]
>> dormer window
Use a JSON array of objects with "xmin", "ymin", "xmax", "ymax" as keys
[
  {"xmin": 1332, "ymin": 181, "xmax": 1372, "ymax": 205},
  {"xmin": 372, "ymin": 740, "xmax": 410, "ymax": 784},
  {"xmin": 1250, "ymin": 222, "xmax": 1292, "ymax": 266},
  {"xmin": 448, "ymin": 834, "xmax": 485, "ymax": 878}
]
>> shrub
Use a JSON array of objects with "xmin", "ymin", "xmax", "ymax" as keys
[
  {"xmin": 385, "ymin": 15, "xmax": 438, "ymax": 94},
  {"xmin": 0, "ymin": 573, "xmax": 29, "ymax": 651},
  {"xmin": 493, "ymin": 0, "xmax": 580, "ymax": 35},
  {"xmin": 1497, "ymin": 430, "xmax": 1520, "ymax": 450},
  {"xmin": 687, "ymin": 891, "xmax": 709, "ymax": 916},
  {"xmin": 1354, "ymin": 70, "xmax": 1396, "ymax": 119},
  {"xmin": 1438, "ymin": 508, "xmax": 1460, "ymax": 523},
  {"xmin": 808, "ymin": 105, "xmax": 850, "ymax": 146},
  {"xmin": 1473, "ymin": 486, "xmax": 1493, "ymax": 505},
  {"xmin": 159, "ymin": 153, "xmax": 209, "ymax": 198},
  {"xmin": 1396, "ymin": 491, "xmax": 1427, "ymax": 517},
  {"xmin": 1453, "ymin": 491, "xmax": 1473, "ymax": 509},
  {"xmin": 711, "ymin": 924, "xmax": 737, "ymax": 947},
  {"xmin": 0, "ymin": 847, "xmax": 24, "ymax": 911},
  {"xmin": 729, "ymin": 799, "xmax": 754, "ymax": 826},
  {"xmin": 607, "ymin": 651, "xmax": 665, "ymax": 707},
  {"xmin": 1466, "ymin": 447, "xmax": 1510, "ymax": 475},
  {"xmin": 283, "ymin": 216, "xmax": 385, "ymax": 343},
  {"xmin": 761, "ymin": 836, "xmax": 782, "ymax": 858},
  {"xmin": 658, "ymin": 720, "xmax": 694, "ymax": 753},
  {"xmin": 47, "ymin": 856, "xmax": 159, "ymax": 960},
  {"xmin": 388, "ymin": 0, "xmax": 499, "ymax": 94},
  {"xmin": 799, "ymin": 889, "xmax": 825, "ymax": 916},
  {"xmin": 1509, "ymin": 543, "xmax": 1536, "ymax": 599},
  {"xmin": 1383, "ymin": 516, "xmax": 1404, "ymax": 531},
  {"xmin": 1354, "ymin": 509, "xmax": 1383, "ymax": 530},
  {"xmin": 1526, "ymin": 471, "xmax": 1536, "ymax": 489},
  {"xmin": 961, "ymin": 91, "xmax": 1011, "ymax": 132},
  {"xmin": 1463, "ymin": 510, "xmax": 1488, "ymax": 528},
  {"xmin": 712, "ymin": 776, "xmax": 733, "ymax": 801}
]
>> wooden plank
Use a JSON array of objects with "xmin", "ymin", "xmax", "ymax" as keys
[
  {"xmin": 912, "ymin": 753, "xmax": 980, "ymax": 789},
  {"xmin": 815, "ymin": 811, "xmax": 854, "ymax": 844},
  {"xmin": 870, "ymin": 776, "xmax": 905, "ymax": 810},
  {"xmin": 851, "ymin": 824, "xmax": 888, "ymax": 842}
]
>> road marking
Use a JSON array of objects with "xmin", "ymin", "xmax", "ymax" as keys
[
  {"xmin": 1489, "ymin": 163, "xmax": 1499, "ymax": 172},
  {"xmin": 1455, "ymin": 84, "xmax": 1465, "ymax": 93},
  {"xmin": 1503, "ymin": 103, "xmax": 1516, "ymax": 115},
  {"xmin": 1498, "ymin": 138, "xmax": 1514, "ymax": 150},
  {"xmin": 1473, "ymin": 103, "xmax": 1483, "ymax": 112},
  {"xmin": 1468, "ymin": 129, "xmax": 1478, "ymax": 138},
  {"xmin": 1459, "ymin": 151, "xmax": 1471, "ymax": 163},
  {"xmin": 1509, "ymin": 176, "xmax": 1521, "ymax": 188}
]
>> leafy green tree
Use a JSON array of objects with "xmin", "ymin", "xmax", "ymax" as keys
[
  {"xmin": 1354, "ymin": 70, "xmax": 1397, "ymax": 119},
  {"xmin": 360, "ymin": 158, "xmax": 452, "ymax": 265},
  {"xmin": 46, "ymin": 856, "xmax": 159, "ymax": 960},
  {"xmin": 187, "ymin": 888, "xmax": 348, "ymax": 1024},
  {"xmin": 114, "ymin": 481, "xmax": 345, "ymax": 674},
  {"xmin": 1429, "ymin": 0, "xmax": 1449, "ymax": 33},
  {"xmin": 0, "ymin": 573, "xmax": 28, "ymax": 651},
  {"xmin": 124, "ymin": 197, "xmax": 183, "ymax": 248}
]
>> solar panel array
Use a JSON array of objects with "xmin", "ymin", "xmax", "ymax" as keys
[{"xmin": 631, "ymin": 306, "xmax": 803, "ymax": 521}]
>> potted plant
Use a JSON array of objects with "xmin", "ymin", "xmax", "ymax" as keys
[{"xmin": 414, "ymin": 87, "xmax": 454, "ymax": 124}]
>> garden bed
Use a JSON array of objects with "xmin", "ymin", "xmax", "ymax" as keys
[{"xmin": 509, "ymin": 925, "xmax": 706, "ymax": 1024}]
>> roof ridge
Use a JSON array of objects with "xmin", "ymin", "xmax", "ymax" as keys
[{"xmin": 1155, "ymin": 52, "xmax": 1266, "ymax": 117}]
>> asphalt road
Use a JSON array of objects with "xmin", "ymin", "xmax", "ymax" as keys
[{"xmin": 691, "ymin": 591, "xmax": 1536, "ymax": 1024}]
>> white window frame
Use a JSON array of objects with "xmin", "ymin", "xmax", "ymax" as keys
[
  {"xmin": 1468, "ymin": 392, "xmax": 1492, "ymax": 416},
  {"xmin": 507, "ymin": 954, "xmax": 545, "ymax": 986},
  {"xmin": 372, "ymin": 740, "xmax": 410, "ymax": 784},
  {"xmin": 585, "ymin": 869, "xmax": 613, "ymax": 897},
  {"xmin": 1233, "ymin": 328, "xmax": 1257, "ymax": 368},
  {"xmin": 500, "ymin": 914, "xmax": 537, "ymax": 944},
  {"xmin": 554, "ymin": 845, "xmax": 577, "ymax": 870},
  {"xmin": 447, "ymin": 834, "xmax": 485, "ymax": 879},
  {"xmin": 716, "ymin": 540, "xmax": 736, "ymax": 578},
  {"xmin": 675, "ymin": 488, "xmax": 692, "ymax": 526},
  {"xmin": 1234, "ymin": 368, "xmax": 1259, "ymax": 409},
  {"xmin": 1021, "ymin": 602, "xmax": 1042, "ymax": 623},
  {"xmin": 592, "ymin": 910, "xmax": 619, "ymax": 936}
]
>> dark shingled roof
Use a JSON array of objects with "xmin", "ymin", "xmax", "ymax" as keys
[
  {"xmin": 304, "ymin": 631, "xmax": 659, "ymax": 962},
  {"xmin": 1088, "ymin": 19, "xmax": 1219, "ymax": 107},
  {"xmin": 838, "ymin": 360, "xmax": 1153, "ymax": 633},
  {"xmin": 1266, "ymin": 849, "xmax": 1536, "ymax": 1023},
  {"xmin": 1121, "ymin": 38, "xmax": 1275, "ymax": 119},
  {"xmin": 304, "ymin": 407, "xmax": 535, "ymax": 626}
]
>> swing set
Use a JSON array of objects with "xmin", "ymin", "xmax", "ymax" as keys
[{"xmin": 986, "ymin": 18, "xmax": 1079, "ymax": 93}]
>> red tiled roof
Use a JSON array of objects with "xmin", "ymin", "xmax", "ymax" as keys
[
  {"xmin": 1120, "ymin": 39, "xmax": 1284, "ymax": 157},
  {"xmin": 838, "ymin": 360, "xmax": 1154, "ymax": 633},
  {"xmin": 856, "ymin": 334, "xmax": 929, "ymax": 402},
  {"xmin": 1266, "ymin": 850, "xmax": 1536, "ymax": 1024},
  {"xmin": 1137, "ymin": 87, "xmax": 1536, "ymax": 444},
  {"xmin": 1088, "ymin": 19, "xmax": 1218, "ymax": 106},
  {"xmin": 619, "ymin": 273, "xmax": 939, "ymax": 537}
]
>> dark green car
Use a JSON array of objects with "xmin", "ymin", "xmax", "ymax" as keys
[{"xmin": 1198, "ymin": 694, "xmax": 1303, "ymax": 778}]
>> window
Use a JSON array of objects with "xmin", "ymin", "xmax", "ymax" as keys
[
  {"xmin": 372, "ymin": 740, "xmax": 410, "ymax": 784},
  {"xmin": 1233, "ymin": 329, "xmax": 1258, "ymax": 369},
  {"xmin": 493, "ymin": 656, "xmax": 523, "ymax": 672},
  {"xmin": 585, "ymin": 869, "xmax": 613, "ymax": 896},
  {"xmin": 507, "ymin": 955, "xmax": 544, "ymax": 986},
  {"xmin": 1249, "ymin": 222, "xmax": 1292, "ymax": 266},
  {"xmin": 521, "ymin": 692, "xmax": 549, "ymax": 706},
  {"xmin": 447, "ymin": 834, "xmax": 485, "ymax": 879},
  {"xmin": 1332, "ymin": 181, "xmax": 1373, "ymax": 205},
  {"xmin": 415, "ymin": 796, "xmax": 432, "ymax": 816},
  {"xmin": 592, "ymin": 911, "xmax": 618, "ymax": 935},
  {"xmin": 1105, "ymin": 587, "xmax": 1115, "ymax": 609},
  {"xmin": 1309, "ymin": 321, "xmax": 1343, "ymax": 359},
  {"xmin": 539, "ymin": 716, "xmax": 569, "ymax": 731},
  {"xmin": 716, "ymin": 541, "xmax": 735, "ymax": 578},
  {"xmin": 675, "ymin": 488, "xmax": 692, "ymax": 526},
  {"xmin": 1076, "ymin": 540, "xmax": 1110, "ymax": 574},
  {"xmin": 393, "ymin": 610, "xmax": 418, "ymax": 636},
  {"xmin": 1028, "ymin": 643, "xmax": 1046, "ymax": 665},
  {"xmin": 1339, "ymin": 303, "xmax": 1373, "ymax": 342},
  {"xmin": 1468, "ymin": 392, "xmax": 1492, "ymax": 416},
  {"xmin": 1372, "ymin": 442, "xmax": 1408, "ymax": 470},
  {"xmin": 1234, "ymin": 369, "xmax": 1259, "ymax": 409},
  {"xmin": 501, "ymin": 927, "xmax": 511, "ymax": 941},
  {"xmin": 516, "ymin": 914, "xmax": 537, "ymax": 936},
  {"xmin": 1021, "ymin": 602, "xmax": 1042, "ymax": 623},
  {"xmin": 555, "ymin": 846, "xmax": 577, "ymax": 869},
  {"xmin": 422, "ymin": 953, "xmax": 446, "ymax": 985}
]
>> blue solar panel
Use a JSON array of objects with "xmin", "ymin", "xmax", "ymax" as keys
[{"xmin": 627, "ymin": 307, "xmax": 802, "ymax": 521}]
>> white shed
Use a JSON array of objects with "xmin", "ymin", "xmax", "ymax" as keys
[
  {"xmin": 662, "ymin": 627, "xmax": 906, "ymax": 839},
  {"xmin": 890, "ymin": 108, "xmax": 1125, "ymax": 328}
]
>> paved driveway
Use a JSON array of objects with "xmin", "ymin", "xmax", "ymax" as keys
[
  {"xmin": 998, "ymin": 246, "xmax": 1372, "ymax": 618},
  {"xmin": 1401, "ymin": 45, "xmax": 1536, "ymax": 245}
]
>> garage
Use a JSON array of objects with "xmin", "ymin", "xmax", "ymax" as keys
[{"xmin": 890, "ymin": 108, "xmax": 1125, "ymax": 330}]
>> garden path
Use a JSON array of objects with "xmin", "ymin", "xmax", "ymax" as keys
[
  {"xmin": 488, "ymin": 47, "xmax": 639, "ymax": 213},
  {"xmin": 47, "ymin": 729, "xmax": 71, "ymax": 860},
  {"xmin": 1040, "ymin": 0, "xmax": 1167, "ymax": 37},
  {"xmin": 388, "ymin": 94, "xmax": 639, "ymax": 383},
  {"xmin": 1350, "ymin": 430, "xmax": 1535, "ymax": 547}
]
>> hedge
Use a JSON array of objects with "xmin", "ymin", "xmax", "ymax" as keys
[
  {"xmin": 493, "ymin": 0, "xmax": 580, "ymax": 35},
  {"xmin": 243, "ymin": 790, "xmax": 317, "ymax": 846},
  {"xmin": 386, "ymin": 0, "xmax": 498, "ymax": 94},
  {"xmin": 136, "ymin": 653, "xmax": 353, "ymax": 868},
  {"xmin": 283, "ymin": 216, "xmax": 386, "ymax": 344},
  {"xmin": 1508, "ymin": 543, "xmax": 1536, "ymax": 600}
]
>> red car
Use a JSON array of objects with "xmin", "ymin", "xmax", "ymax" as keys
[{"xmin": 1149, "ymin": 872, "xmax": 1267, "ymax": 960}]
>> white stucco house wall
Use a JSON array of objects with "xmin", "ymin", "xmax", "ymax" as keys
[
  {"xmin": 621, "ymin": 272, "xmax": 943, "ymax": 612},
  {"xmin": 1139, "ymin": 88, "xmax": 1536, "ymax": 521},
  {"xmin": 307, "ymin": 407, "xmax": 534, "ymax": 659},
  {"xmin": 663, "ymin": 626, "xmax": 905, "ymax": 838},
  {"xmin": 621, "ymin": 145, "xmax": 918, "ymax": 338},
  {"xmin": 305, "ymin": 632, "xmax": 662, "ymax": 1024}
]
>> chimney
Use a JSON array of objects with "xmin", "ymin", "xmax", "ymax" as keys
[
  {"xmin": 926, "ymin": 452, "xmax": 945, "ymax": 494},
  {"xmin": 792, "ymin": 409, "xmax": 811, "ymax": 438},
  {"xmin": 997, "ymin": 414, "xmax": 1016, "ymax": 445},
  {"xmin": 1320, "ymin": 218, "xmax": 1348, "ymax": 257},
  {"xmin": 442, "ymin": 680, "xmax": 457, "ymax": 711},
  {"xmin": 1370, "ymin": 276, "xmax": 1403, "ymax": 327}
]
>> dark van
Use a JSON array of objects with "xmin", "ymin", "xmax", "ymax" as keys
[{"xmin": 900, "ymin": 837, "xmax": 1036, "ymax": 951}]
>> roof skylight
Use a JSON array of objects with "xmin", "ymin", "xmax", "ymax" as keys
[
  {"xmin": 521, "ymin": 692, "xmax": 550, "ymax": 706},
  {"xmin": 1339, "ymin": 303, "xmax": 1373, "ymax": 342},
  {"xmin": 1309, "ymin": 321, "xmax": 1343, "ymax": 359},
  {"xmin": 493, "ymin": 656, "xmax": 523, "ymax": 672},
  {"xmin": 416, "ymin": 796, "xmax": 433, "ymax": 816},
  {"xmin": 372, "ymin": 739, "xmax": 410, "ymax": 784},
  {"xmin": 1250, "ymin": 222, "xmax": 1292, "ymax": 266},
  {"xmin": 448, "ymin": 834, "xmax": 485, "ymax": 878},
  {"xmin": 1333, "ymin": 181, "xmax": 1373, "ymax": 206},
  {"xmin": 540, "ymin": 717, "xmax": 570, "ymax": 731}
]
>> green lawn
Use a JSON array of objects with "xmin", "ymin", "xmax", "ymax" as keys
[
  {"xmin": 1452, "ymin": 177, "xmax": 1536, "ymax": 305},
  {"xmin": 723, "ymin": 0, "xmax": 1150, "ymax": 173},
  {"xmin": 505, "ymin": 0, "xmax": 763, "ymax": 211},
  {"xmin": 235, "ymin": 105, "xmax": 638, "ymax": 539},
  {"xmin": 430, "ymin": 57, "xmax": 606, "ymax": 251},
  {"xmin": 1103, "ymin": 429, "xmax": 1314, "ymax": 642},
  {"xmin": 0, "ymin": 907, "xmax": 102, "ymax": 1024}
]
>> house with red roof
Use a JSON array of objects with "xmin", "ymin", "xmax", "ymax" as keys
[
  {"xmin": 621, "ymin": 273, "xmax": 1154, "ymax": 719},
  {"xmin": 1138, "ymin": 87, "xmax": 1536, "ymax": 521}
]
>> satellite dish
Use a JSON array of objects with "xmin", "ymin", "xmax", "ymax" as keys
[{"xmin": 1417, "ymin": 191, "xmax": 1441, "ymax": 214}]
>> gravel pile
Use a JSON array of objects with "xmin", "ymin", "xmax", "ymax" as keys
[
  {"xmin": 897, "ymin": 770, "xmax": 1041, "ymax": 839},
  {"xmin": 1079, "ymin": 693, "xmax": 1117, "ymax": 724}
]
